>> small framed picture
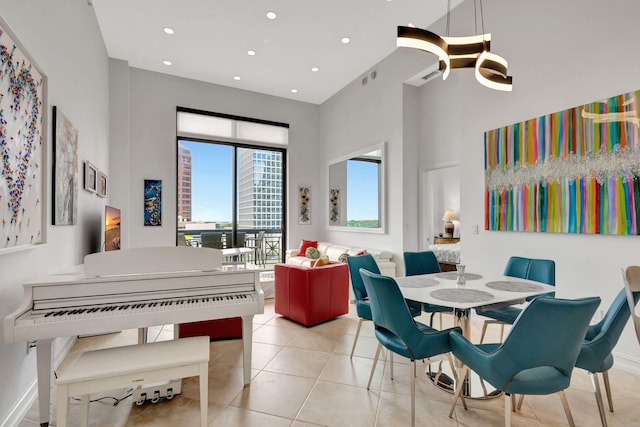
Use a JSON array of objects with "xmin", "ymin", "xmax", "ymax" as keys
[
  {"xmin": 98, "ymin": 172, "xmax": 108, "ymax": 198},
  {"xmin": 84, "ymin": 161, "xmax": 97, "ymax": 193}
]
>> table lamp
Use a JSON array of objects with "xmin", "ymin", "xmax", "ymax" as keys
[{"xmin": 442, "ymin": 210, "xmax": 457, "ymax": 238}]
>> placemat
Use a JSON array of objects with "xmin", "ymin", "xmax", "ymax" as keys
[
  {"xmin": 436, "ymin": 272, "xmax": 483, "ymax": 281},
  {"xmin": 485, "ymin": 281, "xmax": 544, "ymax": 292},
  {"xmin": 396, "ymin": 276, "xmax": 439, "ymax": 288},
  {"xmin": 430, "ymin": 288, "xmax": 494, "ymax": 303}
]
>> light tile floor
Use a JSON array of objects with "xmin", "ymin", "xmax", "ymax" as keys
[{"xmin": 19, "ymin": 300, "xmax": 640, "ymax": 426}]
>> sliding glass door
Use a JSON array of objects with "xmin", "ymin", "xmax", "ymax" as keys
[{"xmin": 177, "ymin": 139, "xmax": 286, "ymax": 264}]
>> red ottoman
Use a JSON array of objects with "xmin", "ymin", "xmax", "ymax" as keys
[
  {"xmin": 178, "ymin": 317, "xmax": 242, "ymax": 340},
  {"xmin": 274, "ymin": 262, "xmax": 349, "ymax": 326}
]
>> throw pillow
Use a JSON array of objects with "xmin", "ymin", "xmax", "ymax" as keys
[
  {"xmin": 297, "ymin": 239, "xmax": 318, "ymax": 256},
  {"xmin": 313, "ymin": 255, "xmax": 330, "ymax": 268},
  {"xmin": 357, "ymin": 249, "xmax": 368, "ymax": 256},
  {"xmin": 338, "ymin": 252, "xmax": 349, "ymax": 263},
  {"xmin": 305, "ymin": 246, "xmax": 320, "ymax": 259}
]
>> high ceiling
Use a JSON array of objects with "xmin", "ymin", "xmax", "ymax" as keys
[{"xmin": 91, "ymin": 0, "xmax": 460, "ymax": 105}]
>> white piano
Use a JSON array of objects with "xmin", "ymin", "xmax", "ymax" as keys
[{"xmin": 4, "ymin": 246, "xmax": 264, "ymax": 427}]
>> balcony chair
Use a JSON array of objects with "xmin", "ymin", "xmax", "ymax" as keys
[
  {"xmin": 448, "ymin": 296, "xmax": 600, "ymax": 427},
  {"xmin": 200, "ymin": 232, "xmax": 223, "ymax": 249},
  {"xmin": 403, "ymin": 251, "xmax": 453, "ymax": 328},
  {"xmin": 360, "ymin": 269, "xmax": 462, "ymax": 427},
  {"xmin": 477, "ymin": 256, "xmax": 556, "ymax": 343},
  {"xmin": 623, "ymin": 265, "xmax": 640, "ymax": 345},
  {"xmin": 245, "ymin": 230, "xmax": 265, "ymax": 265},
  {"xmin": 225, "ymin": 231, "xmax": 245, "ymax": 248},
  {"xmin": 346, "ymin": 254, "xmax": 422, "ymax": 359}
]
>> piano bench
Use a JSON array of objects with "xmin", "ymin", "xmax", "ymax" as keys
[{"xmin": 55, "ymin": 336, "xmax": 210, "ymax": 427}]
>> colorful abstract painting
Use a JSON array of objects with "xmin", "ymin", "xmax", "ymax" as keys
[
  {"xmin": 0, "ymin": 18, "xmax": 46, "ymax": 249},
  {"xmin": 53, "ymin": 107, "xmax": 78, "ymax": 225},
  {"xmin": 144, "ymin": 179, "xmax": 162, "ymax": 226},
  {"xmin": 485, "ymin": 90, "xmax": 640, "ymax": 235}
]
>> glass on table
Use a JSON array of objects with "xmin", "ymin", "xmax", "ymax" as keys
[{"xmin": 456, "ymin": 264, "xmax": 466, "ymax": 285}]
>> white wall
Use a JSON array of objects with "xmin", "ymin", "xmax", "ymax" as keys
[
  {"xmin": 319, "ymin": 49, "xmax": 432, "ymax": 270},
  {"xmin": 0, "ymin": 1, "xmax": 109, "ymax": 424},
  {"xmin": 419, "ymin": 0, "xmax": 640, "ymax": 370},
  {"xmin": 111, "ymin": 67, "xmax": 321, "ymax": 252}
]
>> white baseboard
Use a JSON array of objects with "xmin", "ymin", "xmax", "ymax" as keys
[
  {"xmin": 0, "ymin": 336, "xmax": 77, "ymax": 427},
  {"xmin": 613, "ymin": 351, "xmax": 640, "ymax": 376},
  {"xmin": 0, "ymin": 379, "xmax": 37, "ymax": 427}
]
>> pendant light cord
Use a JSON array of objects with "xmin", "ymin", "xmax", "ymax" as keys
[
  {"xmin": 446, "ymin": 0, "xmax": 451, "ymax": 36},
  {"xmin": 479, "ymin": 0, "xmax": 485, "ymax": 35},
  {"xmin": 449, "ymin": 0, "xmax": 485, "ymax": 37}
]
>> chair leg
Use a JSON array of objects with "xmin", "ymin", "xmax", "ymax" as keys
[
  {"xmin": 367, "ymin": 343, "xmax": 383, "ymax": 390},
  {"xmin": 511, "ymin": 394, "xmax": 517, "ymax": 412},
  {"xmin": 350, "ymin": 318, "xmax": 364, "ymax": 359},
  {"xmin": 448, "ymin": 366, "xmax": 469, "ymax": 418},
  {"xmin": 590, "ymin": 372, "xmax": 608, "ymax": 427},
  {"xmin": 480, "ymin": 320, "xmax": 508, "ymax": 343},
  {"xmin": 505, "ymin": 393, "xmax": 512, "ymax": 427},
  {"xmin": 446, "ymin": 353, "xmax": 466, "ymax": 410},
  {"xmin": 558, "ymin": 390, "xmax": 576, "ymax": 427},
  {"xmin": 410, "ymin": 361, "xmax": 416, "ymax": 427},
  {"xmin": 480, "ymin": 320, "xmax": 489, "ymax": 344},
  {"xmin": 517, "ymin": 393, "xmax": 524, "ymax": 410},
  {"xmin": 602, "ymin": 370, "xmax": 613, "ymax": 412}
]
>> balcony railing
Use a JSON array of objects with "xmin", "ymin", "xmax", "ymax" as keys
[{"xmin": 177, "ymin": 228, "xmax": 283, "ymax": 266}]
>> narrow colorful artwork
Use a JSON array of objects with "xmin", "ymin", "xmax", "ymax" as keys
[
  {"xmin": 144, "ymin": 179, "xmax": 162, "ymax": 226},
  {"xmin": 485, "ymin": 89, "xmax": 640, "ymax": 235},
  {"xmin": 52, "ymin": 107, "xmax": 78, "ymax": 225},
  {"xmin": 298, "ymin": 186, "xmax": 311, "ymax": 225},
  {"xmin": 0, "ymin": 18, "xmax": 47, "ymax": 249},
  {"xmin": 329, "ymin": 188, "xmax": 340, "ymax": 225}
]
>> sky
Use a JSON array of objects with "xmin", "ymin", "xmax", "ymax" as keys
[
  {"xmin": 183, "ymin": 140, "xmax": 379, "ymax": 223},
  {"xmin": 182, "ymin": 140, "xmax": 233, "ymax": 222},
  {"xmin": 347, "ymin": 160, "xmax": 379, "ymax": 221}
]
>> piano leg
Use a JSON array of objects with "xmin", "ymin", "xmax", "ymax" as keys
[
  {"xmin": 138, "ymin": 327, "xmax": 148, "ymax": 344},
  {"xmin": 241, "ymin": 315, "xmax": 253, "ymax": 386},
  {"xmin": 36, "ymin": 339, "xmax": 53, "ymax": 427}
]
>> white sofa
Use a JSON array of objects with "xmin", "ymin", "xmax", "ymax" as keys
[{"xmin": 285, "ymin": 241, "xmax": 397, "ymax": 276}]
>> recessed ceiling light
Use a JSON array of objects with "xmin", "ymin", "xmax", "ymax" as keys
[
  {"xmin": 247, "ymin": 50, "xmax": 256, "ymax": 56},
  {"xmin": 163, "ymin": 60, "xmax": 172, "ymax": 66},
  {"xmin": 311, "ymin": 67, "xmax": 319, "ymax": 72},
  {"xmin": 291, "ymin": 89, "xmax": 298, "ymax": 93},
  {"xmin": 266, "ymin": 11, "xmax": 277, "ymax": 20},
  {"xmin": 233, "ymin": 76, "xmax": 241, "ymax": 81},
  {"xmin": 163, "ymin": 27, "xmax": 174, "ymax": 35},
  {"xmin": 341, "ymin": 37, "xmax": 351, "ymax": 44}
]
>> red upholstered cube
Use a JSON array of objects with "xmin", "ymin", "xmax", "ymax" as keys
[
  {"xmin": 178, "ymin": 317, "xmax": 242, "ymax": 340},
  {"xmin": 274, "ymin": 262, "xmax": 349, "ymax": 326}
]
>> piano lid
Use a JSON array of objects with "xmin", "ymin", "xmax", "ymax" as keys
[{"xmin": 84, "ymin": 246, "xmax": 223, "ymax": 277}]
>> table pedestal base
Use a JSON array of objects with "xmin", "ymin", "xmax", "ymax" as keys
[{"xmin": 424, "ymin": 308, "xmax": 502, "ymax": 399}]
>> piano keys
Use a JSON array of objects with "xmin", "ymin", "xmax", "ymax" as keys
[{"xmin": 4, "ymin": 246, "xmax": 264, "ymax": 427}]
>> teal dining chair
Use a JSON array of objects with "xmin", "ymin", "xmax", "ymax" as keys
[
  {"xmin": 448, "ymin": 296, "xmax": 600, "ymax": 427},
  {"xmin": 360, "ymin": 269, "xmax": 462, "ymax": 427},
  {"xmin": 568, "ymin": 285, "xmax": 640, "ymax": 427},
  {"xmin": 477, "ymin": 256, "xmax": 556, "ymax": 343},
  {"xmin": 623, "ymin": 266, "xmax": 640, "ymax": 346},
  {"xmin": 346, "ymin": 254, "xmax": 422, "ymax": 359},
  {"xmin": 403, "ymin": 251, "xmax": 453, "ymax": 328}
]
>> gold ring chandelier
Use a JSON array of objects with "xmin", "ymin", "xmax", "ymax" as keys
[{"xmin": 397, "ymin": 0, "xmax": 512, "ymax": 91}]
